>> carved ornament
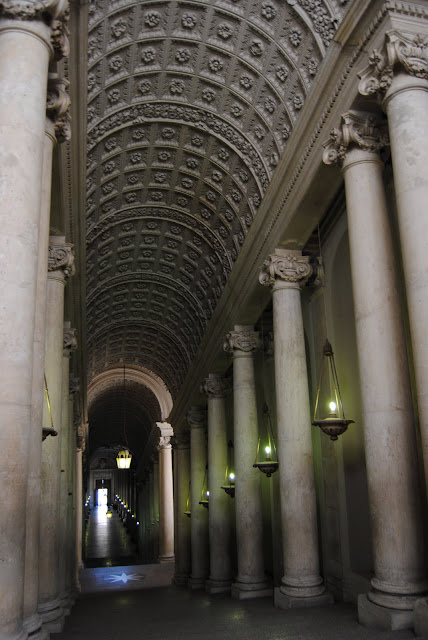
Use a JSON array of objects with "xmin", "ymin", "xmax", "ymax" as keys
[
  {"xmin": 201, "ymin": 375, "xmax": 231, "ymax": 399},
  {"xmin": 172, "ymin": 431, "xmax": 190, "ymax": 449},
  {"xmin": 50, "ymin": 4, "xmax": 69, "ymax": 60},
  {"xmin": 322, "ymin": 112, "xmax": 389, "ymax": 167},
  {"xmin": 186, "ymin": 407, "xmax": 207, "ymax": 429},
  {"xmin": 69, "ymin": 373, "xmax": 80, "ymax": 395},
  {"xmin": 0, "ymin": 0, "xmax": 68, "ymax": 21},
  {"xmin": 223, "ymin": 330, "xmax": 261, "ymax": 354},
  {"xmin": 259, "ymin": 250, "xmax": 312, "ymax": 288},
  {"xmin": 158, "ymin": 435, "xmax": 172, "ymax": 450},
  {"xmin": 63, "ymin": 327, "xmax": 77, "ymax": 356},
  {"xmin": 48, "ymin": 241, "xmax": 75, "ymax": 277},
  {"xmin": 358, "ymin": 31, "xmax": 428, "ymax": 98}
]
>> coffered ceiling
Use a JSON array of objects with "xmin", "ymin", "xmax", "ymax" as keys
[{"xmin": 84, "ymin": 0, "xmax": 350, "ymax": 412}]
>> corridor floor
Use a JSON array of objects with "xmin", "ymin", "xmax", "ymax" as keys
[{"xmin": 65, "ymin": 506, "xmax": 420, "ymax": 640}]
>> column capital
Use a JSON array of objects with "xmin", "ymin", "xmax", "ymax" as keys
[
  {"xmin": 63, "ymin": 326, "xmax": 77, "ymax": 357},
  {"xmin": 322, "ymin": 111, "xmax": 389, "ymax": 167},
  {"xmin": 172, "ymin": 431, "xmax": 190, "ymax": 450},
  {"xmin": 358, "ymin": 31, "xmax": 428, "ymax": 99},
  {"xmin": 156, "ymin": 421, "xmax": 174, "ymax": 449},
  {"xmin": 259, "ymin": 248, "xmax": 314, "ymax": 290},
  {"xmin": 187, "ymin": 407, "xmax": 207, "ymax": 429},
  {"xmin": 0, "ymin": 0, "xmax": 68, "ymax": 22},
  {"xmin": 47, "ymin": 73, "xmax": 71, "ymax": 143},
  {"xmin": 48, "ymin": 237, "xmax": 75, "ymax": 278},
  {"xmin": 200, "ymin": 374, "xmax": 231, "ymax": 399},
  {"xmin": 223, "ymin": 327, "xmax": 261, "ymax": 355}
]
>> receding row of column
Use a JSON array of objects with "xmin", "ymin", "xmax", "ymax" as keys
[
  {"xmin": 171, "ymin": 26, "xmax": 428, "ymax": 632},
  {"xmin": 0, "ymin": 2, "xmax": 79, "ymax": 638}
]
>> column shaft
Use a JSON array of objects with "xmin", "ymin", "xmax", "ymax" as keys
[
  {"xmin": 173, "ymin": 435, "xmax": 191, "ymax": 586},
  {"xmin": 157, "ymin": 423, "xmax": 175, "ymax": 561},
  {"xmin": 188, "ymin": 411, "xmax": 209, "ymax": 588}
]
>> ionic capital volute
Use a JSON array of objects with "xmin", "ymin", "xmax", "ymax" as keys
[
  {"xmin": 259, "ymin": 249, "xmax": 313, "ymax": 289},
  {"xmin": 200, "ymin": 374, "xmax": 231, "ymax": 399},
  {"xmin": 47, "ymin": 73, "xmax": 71, "ymax": 143},
  {"xmin": 358, "ymin": 31, "xmax": 428, "ymax": 99},
  {"xmin": 63, "ymin": 326, "xmax": 77, "ymax": 356},
  {"xmin": 186, "ymin": 407, "xmax": 207, "ymax": 430},
  {"xmin": 223, "ymin": 328, "xmax": 261, "ymax": 355},
  {"xmin": 322, "ymin": 112, "xmax": 389, "ymax": 167},
  {"xmin": 48, "ymin": 237, "xmax": 75, "ymax": 278}
]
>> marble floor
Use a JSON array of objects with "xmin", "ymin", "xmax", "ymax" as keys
[
  {"xmin": 59, "ymin": 506, "xmax": 421, "ymax": 640},
  {"xmin": 84, "ymin": 506, "xmax": 140, "ymax": 568}
]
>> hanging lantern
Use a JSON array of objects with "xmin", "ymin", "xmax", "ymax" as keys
[
  {"xmin": 116, "ymin": 449, "xmax": 132, "ymax": 469},
  {"xmin": 184, "ymin": 480, "xmax": 191, "ymax": 518},
  {"xmin": 221, "ymin": 440, "xmax": 235, "ymax": 497},
  {"xmin": 312, "ymin": 339, "xmax": 354, "ymax": 441},
  {"xmin": 199, "ymin": 466, "xmax": 209, "ymax": 509},
  {"xmin": 253, "ymin": 403, "xmax": 279, "ymax": 477}
]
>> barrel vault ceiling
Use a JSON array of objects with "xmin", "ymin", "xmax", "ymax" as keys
[{"xmin": 83, "ymin": 0, "xmax": 351, "ymax": 446}]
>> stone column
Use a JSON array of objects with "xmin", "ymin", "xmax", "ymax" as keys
[
  {"xmin": 0, "ymin": 3, "xmax": 66, "ymax": 638},
  {"xmin": 153, "ymin": 456, "xmax": 160, "ymax": 560},
  {"xmin": 38, "ymin": 237, "xmax": 75, "ymax": 633},
  {"xmin": 201, "ymin": 374, "xmax": 233, "ymax": 594},
  {"xmin": 260, "ymin": 251, "xmax": 331, "ymax": 608},
  {"xmin": 58, "ymin": 325, "xmax": 77, "ymax": 614},
  {"xmin": 172, "ymin": 432, "xmax": 191, "ymax": 586},
  {"xmin": 157, "ymin": 422, "xmax": 175, "ymax": 561},
  {"xmin": 68, "ymin": 375, "xmax": 80, "ymax": 596},
  {"xmin": 224, "ymin": 328, "xmax": 271, "ymax": 599},
  {"xmin": 359, "ymin": 31, "xmax": 428, "ymax": 496},
  {"xmin": 75, "ymin": 425, "xmax": 85, "ymax": 583},
  {"xmin": 324, "ymin": 111, "xmax": 427, "ymax": 629},
  {"xmin": 187, "ymin": 408, "xmax": 209, "ymax": 589}
]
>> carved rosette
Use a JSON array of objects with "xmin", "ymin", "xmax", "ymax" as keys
[
  {"xmin": 186, "ymin": 407, "xmax": 207, "ymax": 429},
  {"xmin": 358, "ymin": 31, "xmax": 428, "ymax": 98},
  {"xmin": 223, "ymin": 330, "xmax": 261, "ymax": 355},
  {"xmin": 200, "ymin": 375, "xmax": 231, "ymax": 399},
  {"xmin": 172, "ymin": 431, "xmax": 190, "ymax": 449},
  {"xmin": 322, "ymin": 111, "xmax": 389, "ymax": 167},
  {"xmin": 259, "ymin": 250, "xmax": 313, "ymax": 289},
  {"xmin": 48, "ymin": 241, "xmax": 75, "ymax": 277},
  {"xmin": 63, "ymin": 326, "xmax": 77, "ymax": 356},
  {"xmin": 47, "ymin": 73, "xmax": 71, "ymax": 143}
]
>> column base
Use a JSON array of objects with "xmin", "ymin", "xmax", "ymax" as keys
[
  {"xmin": 188, "ymin": 576, "xmax": 207, "ymax": 590},
  {"xmin": 173, "ymin": 573, "xmax": 189, "ymax": 586},
  {"xmin": 231, "ymin": 580, "xmax": 272, "ymax": 600},
  {"xmin": 415, "ymin": 597, "xmax": 428, "ymax": 637},
  {"xmin": 23, "ymin": 613, "xmax": 49, "ymax": 640},
  {"xmin": 358, "ymin": 594, "xmax": 414, "ymax": 631},
  {"xmin": 275, "ymin": 586, "xmax": 334, "ymax": 609},
  {"xmin": 38, "ymin": 599, "xmax": 64, "ymax": 634},
  {"xmin": 205, "ymin": 578, "xmax": 231, "ymax": 594},
  {"xmin": 60, "ymin": 591, "xmax": 74, "ymax": 616},
  {"xmin": 158, "ymin": 554, "xmax": 175, "ymax": 563}
]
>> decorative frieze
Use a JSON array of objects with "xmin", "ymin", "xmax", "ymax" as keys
[
  {"xmin": 63, "ymin": 327, "xmax": 77, "ymax": 356},
  {"xmin": 223, "ymin": 329, "xmax": 261, "ymax": 354},
  {"xmin": 358, "ymin": 31, "xmax": 428, "ymax": 98},
  {"xmin": 0, "ymin": 0, "xmax": 67, "ymax": 21},
  {"xmin": 48, "ymin": 241, "xmax": 75, "ymax": 277},
  {"xmin": 200, "ymin": 375, "xmax": 231, "ymax": 399},
  {"xmin": 259, "ymin": 249, "xmax": 312, "ymax": 288},
  {"xmin": 322, "ymin": 112, "xmax": 389, "ymax": 167}
]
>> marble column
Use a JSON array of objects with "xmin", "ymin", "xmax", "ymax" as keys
[
  {"xmin": 68, "ymin": 375, "xmax": 80, "ymax": 596},
  {"xmin": 324, "ymin": 111, "xmax": 427, "ymax": 629},
  {"xmin": 224, "ymin": 328, "xmax": 271, "ymax": 599},
  {"xmin": 153, "ymin": 456, "xmax": 160, "ymax": 561},
  {"xmin": 201, "ymin": 374, "xmax": 233, "ymax": 594},
  {"xmin": 0, "ymin": 3, "xmax": 66, "ymax": 638},
  {"xmin": 359, "ymin": 31, "xmax": 428, "ymax": 496},
  {"xmin": 260, "ymin": 251, "xmax": 331, "ymax": 608},
  {"xmin": 58, "ymin": 325, "xmax": 77, "ymax": 614},
  {"xmin": 75, "ymin": 425, "xmax": 85, "ymax": 584},
  {"xmin": 38, "ymin": 237, "xmax": 75, "ymax": 633},
  {"xmin": 187, "ymin": 408, "xmax": 209, "ymax": 589},
  {"xmin": 157, "ymin": 422, "xmax": 175, "ymax": 562},
  {"xmin": 172, "ymin": 432, "xmax": 191, "ymax": 586}
]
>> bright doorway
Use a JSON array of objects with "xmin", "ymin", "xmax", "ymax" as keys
[{"xmin": 97, "ymin": 488, "xmax": 108, "ymax": 506}]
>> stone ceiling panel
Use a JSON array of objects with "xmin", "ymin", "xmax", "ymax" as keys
[{"xmin": 85, "ymin": 0, "xmax": 350, "ymax": 397}]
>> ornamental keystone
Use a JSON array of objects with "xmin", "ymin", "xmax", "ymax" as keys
[
  {"xmin": 323, "ymin": 112, "xmax": 389, "ymax": 167},
  {"xmin": 259, "ymin": 249, "xmax": 312, "ymax": 288}
]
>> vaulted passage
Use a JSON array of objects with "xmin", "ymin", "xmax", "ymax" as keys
[{"xmin": 1, "ymin": 1, "xmax": 428, "ymax": 639}]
